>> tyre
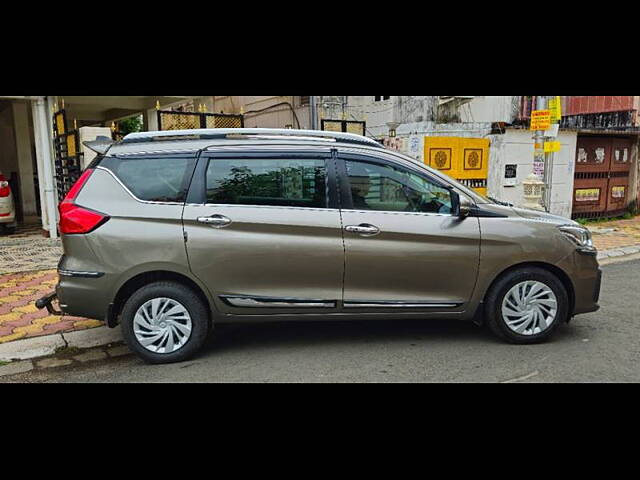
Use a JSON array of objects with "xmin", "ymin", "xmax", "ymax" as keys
[
  {"xmin": 120, "ymin": 281, "xmax": 211, "ymax": 364},
  {"xmin": 0, "ymin": 225, "xmax": 15, "ymax": 235},
  {"xmin": 484, "ymin": 267, "xmax": 569, "ymax": 344}
]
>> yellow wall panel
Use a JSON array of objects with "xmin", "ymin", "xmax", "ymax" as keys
[{"xmin": 424, "ymin": 136, "xmax": 489, "ymax": 196}]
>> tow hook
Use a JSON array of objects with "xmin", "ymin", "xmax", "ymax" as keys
[{"xmin": 35, "ymin": 292, "xmax": 63, "ymax": 315}]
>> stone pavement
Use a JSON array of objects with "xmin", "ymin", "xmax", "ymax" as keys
[
  {"xmin": 0, "ymin": 223, "xmax": 103, "ymax": 345},
  {"xmin": 0, "ymin": 269, "xmax": 103, "ymax": 344},
  {"xmin": 588, "ymin": 215, "xmax": 640, "ymax": 260}
]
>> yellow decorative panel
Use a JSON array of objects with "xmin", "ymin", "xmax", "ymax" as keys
[
  {"xmin": 345, "ymin": 122, "xmax": 365, "ymax": 136},
  {"xmin": 55, "ymin": 112, "xmax": 66, "ymax": 135},
  {"xmin": 205, "ymin": 115, "xmax": 243, "ymax": 129},
  {"xmin": 464, "ymin": 149, "xmax": 483, "ymax": 170},
  {"xmin": 322, "ymin": 121, "xmax": 343, "ymax": 132},
  {"xmin": 159, "ymin": 112, "xmax": 200, "ymax": 130},
  {"xmin": 66, "ymin": 134, "xmax": 76, "ymax": 157},
  {"xmin": 429, "ymin": 148, "xmax": 452, "ymax": 170},
  {"xmin": 424, "ymin": 137, "xmax": 489, "ymax": 195}
]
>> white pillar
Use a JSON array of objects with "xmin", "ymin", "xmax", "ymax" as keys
[
  {"xmin": 32, "ymin": 97, "xmax": 58, "ymax": 239},
  {"xmin": 143, "ymin": 108, "xmax": 159, "ymax": 131},
  {"xmin": 31, "ymin": 101, "xmax": 48, "ymax": 232},
  {"xmin": 11, "ymin": 102, "xmax": 37, "ymax": 216}
]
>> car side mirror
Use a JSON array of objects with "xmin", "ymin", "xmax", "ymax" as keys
[{"xmin": 456, "ymin": 193, "xmax": 473, "ymax": 218}]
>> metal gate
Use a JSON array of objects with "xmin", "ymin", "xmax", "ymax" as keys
[
  {"xmin": 52, "ymin": 109, "xmax": 83, "ymax": 201},
  {"xmin": 157, "ymin": 110, "xmax": 244, "ymax": 131},
  {"xmin": 321, "ymin": 119, "xmax": 366, "ymax": 136},
  {"xmin": 572, "ymin": 135, "xmax": 632, "ymax": 219}
]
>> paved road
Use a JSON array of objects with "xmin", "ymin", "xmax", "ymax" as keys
[{"xmin": 6, "ymin": 259, "xmax": 640, "ymax": 383}]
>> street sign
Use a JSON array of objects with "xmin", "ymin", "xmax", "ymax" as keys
[
  {"xmin": 530, "ymin": 110, "xmax": 551, "ymax": 131},
  {"xmin": 533, "ymin": 160, "xmax": 545, "ymax": 179},
  {"xmin": 548, "ymin": 96, "xmax": 562, "ymax": 122},
  {"xmin": 544, "ymin": 141, "xmax": 561, "ymax": 153},
  {"xmin": 504, "ymin": 164, "xmax": 517, "ymax": 186}
]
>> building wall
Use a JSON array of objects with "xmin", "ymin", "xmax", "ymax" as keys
[
  {"xmin": 488, "ymin": 129, "xmax": 577, "ymax": 218},
  {"xmin": 460, "ymin": 96, "xmax": 521, "ymax": 124},
  {"xmin": 344, "ymin": 96, "xmax": 520, "ymax": 138}
]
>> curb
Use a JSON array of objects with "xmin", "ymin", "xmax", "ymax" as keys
[
  {"xmin": 0, "ymin": 325, "xmax": 122, "ymax": 363},
  {"xmin": 597, "ymin": 243, "xmax": 640, "ymax": 265}
]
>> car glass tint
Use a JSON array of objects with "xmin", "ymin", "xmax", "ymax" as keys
[
  {"xmin": 206, "ymin": 159, "xmax": 327, "ymax": 208},
  {"xmin": 109, "ymin": 157, "xmax": 195, "ymax": 202},
  {"xmin": 345, "ymin": 160, "xmax": 453, "ymax": 214}
]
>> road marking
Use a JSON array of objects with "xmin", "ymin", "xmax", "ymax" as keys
[{"xmin": 501, "ymin": 370, "xmax": 540, "ymax": 383}]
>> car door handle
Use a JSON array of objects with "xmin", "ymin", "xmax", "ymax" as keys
[
  {"xmin": 197, "ymin": 214, "xmax": 232, "ymax": 228},
  {"xmin": 344, "ymin": 223, "xmax": 380, "ymax": 236}
]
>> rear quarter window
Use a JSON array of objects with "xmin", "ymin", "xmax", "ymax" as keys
[{"xmin": 101, "ymin": 155, "xmax": 196, "ymax": 202}]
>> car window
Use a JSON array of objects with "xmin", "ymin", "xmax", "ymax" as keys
[
  {"xmin": 108, "ymin": 156, "xmax": 195, "ymax": 202},
  {"xmin": 345, "ymin": 160, "xmax": 453, "ymax": 214},
  {"xmin": 206, "ymin": 158, "xmax": 327, "ymax": 208}
]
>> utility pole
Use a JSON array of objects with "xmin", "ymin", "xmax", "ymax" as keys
[
  {"xmin": 533, "ymin": 95, "xmax": 548, "ymax": 183},
  {"xmin": 523, "ymin": 95, "xmax": 550, "ymax": 211}
]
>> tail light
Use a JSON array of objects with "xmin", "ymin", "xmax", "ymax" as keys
[
  {"xmin": 58, "ymin": 169, "xmax": 109, "ymax": 234},
  {"xmin": 0, "ymin": 174, "xmax": 10, "ymax": 197}
]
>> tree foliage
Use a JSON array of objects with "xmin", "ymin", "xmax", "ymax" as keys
[{"xmin": 118, "ymin": 115, "xmax": 143, "ymax": 135}]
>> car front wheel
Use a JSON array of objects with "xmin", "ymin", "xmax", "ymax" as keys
[{"xmin": 485, "ymin": 267, "xmax": 569, "ymax": 344}]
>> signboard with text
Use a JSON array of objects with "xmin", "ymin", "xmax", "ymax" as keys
[
  {"xmin": 548, "ymin": 96, "xmax": 562, "ymax": 122},
  {"xmin": 530, "ymin": 110, "xmax": 551, "ymax": 131}
]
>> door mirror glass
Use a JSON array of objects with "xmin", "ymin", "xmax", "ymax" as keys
[{"xmin": 458, "ymin": 194, "xmax": 473, "ymax": 217}]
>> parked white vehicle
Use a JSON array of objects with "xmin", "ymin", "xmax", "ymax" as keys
[{"xmin": 0, "ymin": 171, "xmax": 17, "ymax": 234}]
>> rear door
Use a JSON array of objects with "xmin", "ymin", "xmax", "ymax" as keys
[
  {"xmin": 182, "ymin": 149, "xmax": 344, "ymax": 315},
  {"xmin": 337, "ymin": 151, "xmax": 480, "ymax": 311}
]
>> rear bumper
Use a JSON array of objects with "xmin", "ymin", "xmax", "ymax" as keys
[
  {"xmin": 0, "ymin": 213, "xmax": 16, "ymax": 224},
  {"xmin": 54, "ymin": 254, "xmax": 113, "ymax": 321},
  {"xmin": 55, "ymin": 272, "xmax": 112, "ymax": 321}
]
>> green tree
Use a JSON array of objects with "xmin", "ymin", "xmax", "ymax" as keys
[{"xmin": 118, "ymin": 115, "xmax": 143, "ymax": 135}]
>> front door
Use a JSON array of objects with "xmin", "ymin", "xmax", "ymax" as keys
[
  {"xmin": 182, "ymin": 151, "xmax": 344, "ymax": 315},
  {"xmin": 337, "ymin": 153, "xmax": 480, "ymax": 310}
]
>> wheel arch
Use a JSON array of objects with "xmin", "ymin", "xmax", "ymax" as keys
[
  {"xmin": 107, "ymin": 270, "xmax": 214, "ymax": 328},
  {"xmin": 475, "ymin": 261, "xmax": 576, "ymax": 324}
]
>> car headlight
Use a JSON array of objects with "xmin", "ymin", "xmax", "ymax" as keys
[{"xmin": 558, "ymin": 225, "xmax": 596, "ymax": 254}]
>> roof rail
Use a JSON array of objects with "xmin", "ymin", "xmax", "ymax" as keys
[{"xmin": 121, "ymin": 128, "xmax": 383, "ymax": 149}]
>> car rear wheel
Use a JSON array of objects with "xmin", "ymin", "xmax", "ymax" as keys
[
  {"xmin": 485, "ymin": 267, "xmax": 569, "ymax": 344},
  {"xmin": 120, "ymin": 281, "xmax": 210, "ymax": 364}
]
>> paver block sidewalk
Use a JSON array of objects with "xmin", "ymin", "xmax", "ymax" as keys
[
  {"xmin": 587, "ymin": 215, "xmax": 640, "ymax": 252},
  {"xmin": 0, "ymin": 269, "xmax": 103, "ymax": 345}
]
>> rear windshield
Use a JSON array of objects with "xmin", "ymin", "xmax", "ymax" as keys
[{"xmin": 98, "ymin": 155, "xmax": 196, "ymax": 203}]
